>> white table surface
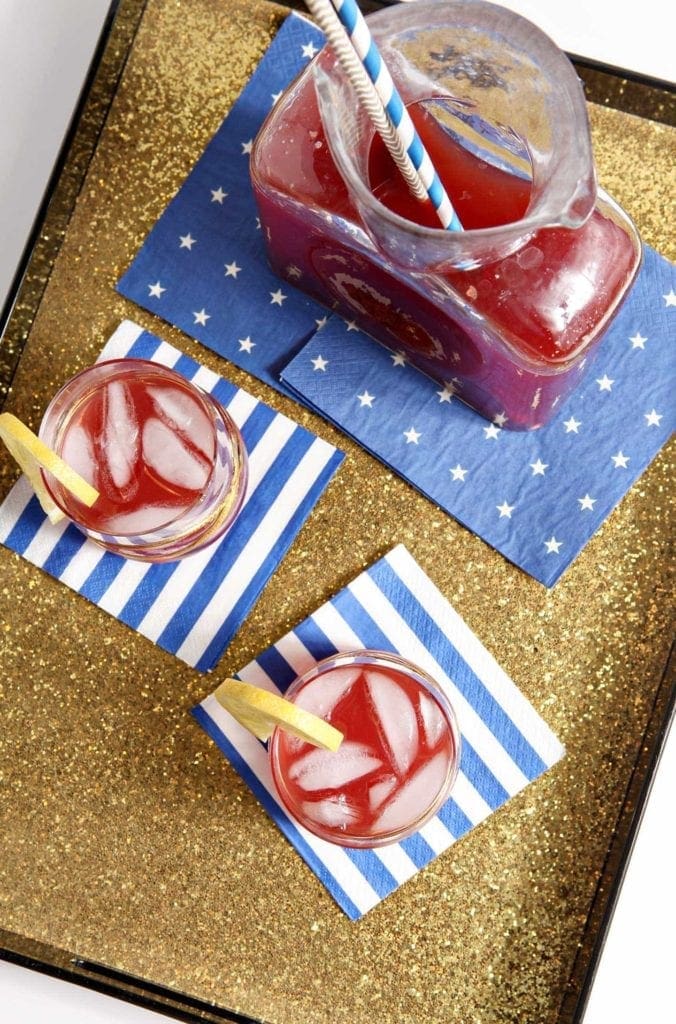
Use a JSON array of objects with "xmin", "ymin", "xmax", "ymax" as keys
[{"xmin": 0, "ymin": 2, "xmax": 673, "ymax": 1022}]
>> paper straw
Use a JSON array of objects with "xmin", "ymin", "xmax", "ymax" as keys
[{"xmin": 306, "ymin": 0, "xmax": 462, "ymax": 231}]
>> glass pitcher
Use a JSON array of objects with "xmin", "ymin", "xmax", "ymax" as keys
[{"xmin": 250, "ymin": 0, "xmax": 641, "ymax": 429}]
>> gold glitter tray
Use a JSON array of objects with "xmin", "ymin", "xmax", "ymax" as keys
[{"xmin": 0, "ymin": 2, "xmax": 674, "ymax": 1022}]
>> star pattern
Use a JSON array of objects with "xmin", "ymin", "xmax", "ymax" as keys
[
  {"xmin": 148, "ymin": 281, "xmax": 165, "ymax": 298},
  {"xmin": 311, "ymin": 355, "xmax": 328, "ymax": 372},
  {"xmin": 210, "ymin": 187, "xmax": 227, "ymax": 204},
  {"xmin": 357, "ymin": 391, "xmax": 374, "ymax": 408},
  {"xmin": 224, "ymin": 261, "xmax": 241, "ymax": 278},
  {"xmin": 193, "ymin": 308, "xmax": 210, "ymax": 326},
  {"xmin": 179, "ymin": 233, "xmax": 196, "ymax": 250},
  {"xmin": 277, "ymin": 267, "xmax": 673, "ymax": 586},
  {"xmin": 630, "ymin": 332, "xmax": 647, "ymax": 349},
  {"xmin": 497, "ymin": 501, "xmax": 515, "ymax": 518}
]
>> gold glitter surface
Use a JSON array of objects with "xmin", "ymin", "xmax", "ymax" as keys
[{"xmin": 0, "ymin": 2, "xmax": 674, "ymax": 1022}]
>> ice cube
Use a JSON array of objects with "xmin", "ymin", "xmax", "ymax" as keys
[
  {"xmin": 60, "ymin": 424, "xmax": 97, "ymax": 488},
  {"xmin": 288, "ymin": 741, "xmax": 382, "ymax": 793},
  {"xmin": 142, "ymin": 417, "xmax": 210, "ymax": 492},
  {"xmin": 102, "ymin": 504, "xmax": 184, "ymax": 536},
  {"xmin": 301, "ymin": 795, "xmax": 360, "ymax": 830},
  {"xmin": 365, "ymin": 670, "xmax": 419, "ymax": 776},
  {"xmin": 419, "ymin": 691, "xmax": 447, "ymax": 749},
  {"xmin": 147, "ymin": 386, "xmax": 213, "ymax": 458},
  {"xmin": 295, "ymin": 665, "xmax": 361, "ymax": 720},
  {"xmin": 368, "ymin": 774, "xmax": 398, "ymax": 812},
  {"xmin": 102, "ymin": 380, "xmax": 140, "ymax": 492},
  {"xmin": 281, "ymin": 733, "xmax": 305, "ymax": 754},
  {"xmin": 372, "ymin": 751, "xmax": 449, "ymax": 835}
]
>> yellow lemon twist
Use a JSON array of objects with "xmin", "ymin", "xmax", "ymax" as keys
[
  {"xmin": 0, "ymin": 412, "xmax": 99, "ymax": 524},
  {"xmin": 214, "ymin": 678, "xmax": 343, "ymax": 751}
]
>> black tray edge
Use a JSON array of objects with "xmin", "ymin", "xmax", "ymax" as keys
[
  {"xmin": 565, "ymin": 643, "xmax": 676, "ymax": 1023},
  {"xmin": 0, "ymin": 0, "xmax": 123, "ymax": 342},
  {"xmin": 0, "ymin": 942, "xmax": 260, "ymax": 1024}
]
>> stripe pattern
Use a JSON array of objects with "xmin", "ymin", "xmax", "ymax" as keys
[
  {"xmin": 332, "ymin": 0, "xmax": 461, "ymax": 230},
  {"xmin": 194, "ymin": 544, "xmax": 564, "ymax": 918},
  {"xmin": 0, "ymin": 320, "xmax": 344, "ymax": 671}
]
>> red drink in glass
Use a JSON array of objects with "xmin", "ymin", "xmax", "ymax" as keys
[
  {"xmin": 39, "ymin": 359, "xmax": 248, "ymax": 560},
  {"xmin": 269, "ymin": 651, "xmax": 461, "ymax": 847},
  {"xmin": 250, "ymin": 3, "xmax": 642, "ymax": 429}
]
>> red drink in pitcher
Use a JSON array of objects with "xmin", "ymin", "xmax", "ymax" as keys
[
  {"xmin": 39, "ymin": 359, "xmax": 248, "ymax": 560},
  {"xmin": 368, "ymin": 103, "xmax": 638, "ymax": 367},
  {"xmin": 269, "ymin": 651, "xmax": 460, "ymax": 847},
  {"xmin": 250, "ymin": 2, "xmax": 642, "ymax": 429}
]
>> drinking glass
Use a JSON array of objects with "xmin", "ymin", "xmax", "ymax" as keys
[
  {"xmin": 269, "ymin": 649, "xmax": 461, "ymax": 847},
  {"xmin": 39, "ymin": 358, "xmax": 248, "ymax": 560}
]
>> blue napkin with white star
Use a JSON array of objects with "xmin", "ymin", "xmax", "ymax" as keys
[
  {"xmin": 116, "ymin": 10, "xmax": 675, "ymax": 587},
  {"xmin": 281, "ymin": 246, "xmax": 675, "ymax": 586},
  {"xmin": 116, "ymin": 12, "xmax": 327, "ymax": 394}
]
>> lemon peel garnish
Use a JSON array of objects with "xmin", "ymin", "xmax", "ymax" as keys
[
  {"xmin": 214, "ymin": 678, "xmax": 343, "ymax": 751},
  {"xmin": 0, "ymin": 411, "xmax": 99, "ymax": 524}
]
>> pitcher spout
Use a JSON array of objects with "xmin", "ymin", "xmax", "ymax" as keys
[{"xmin": 314, "ymin": 0, "xmax": 599, "ymax": 271}]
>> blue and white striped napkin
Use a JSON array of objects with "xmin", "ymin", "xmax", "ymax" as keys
[
  {"xmin": 0, "ymin": 321, "xmax": 343, "ymax": 671},
  {"xmin": 193, "ymin": 544, "xmax": 564, "ymax": 918}
]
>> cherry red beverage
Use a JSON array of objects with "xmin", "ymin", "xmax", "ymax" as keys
[
  {"xmin": 39, "ymin": 359, "xmax": 248, "ymax": 560},
  {"xmin": 250, "ymin": 40, "xmax": 641, "ymax": 429},
  {"xmin": 368, "ymin": 103, "xmax": 638, "ymax": 366},
  {"xmin": 269, "ymin": 651, "xmax": 460, "ymax": 847}
]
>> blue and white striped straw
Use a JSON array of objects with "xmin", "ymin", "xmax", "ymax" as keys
[{"xmin": 306, "ymin": 0, "xmax": 462, "ymax": 232}]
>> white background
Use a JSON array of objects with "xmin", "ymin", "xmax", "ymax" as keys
[{"xmin": 0, "ymin": 1, "xmax": 673, "ymax": 1021}]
